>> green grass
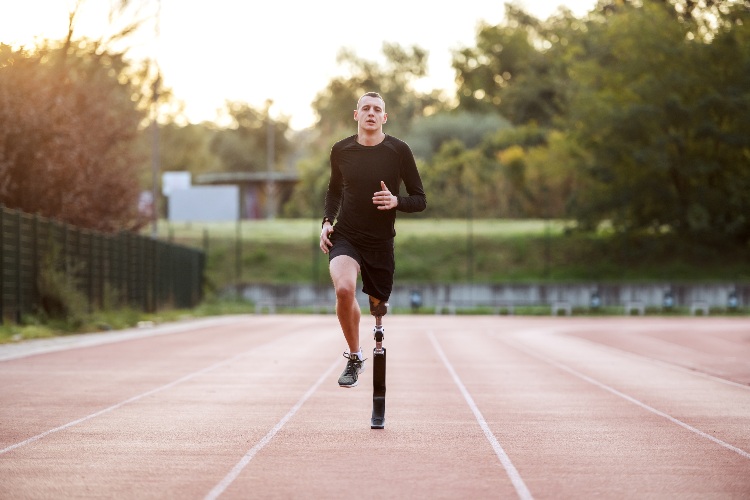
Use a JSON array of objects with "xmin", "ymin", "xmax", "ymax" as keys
[
  {"xmin": 157, "ymin": 218, "xmax": 566, "ymax": 241},
  {"xmin": 5, "ymin": 218, "xmax": 744, "ymax": 342},
  {"xmin": 153, "ymin": 218, "xmax": 750, "ymax": 288},
  {"xmin": 0, "ymin": 298, "xmax": 263, "ymax": 344}
]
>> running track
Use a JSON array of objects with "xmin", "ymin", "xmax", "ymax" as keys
[{"xmin": 1, "ymin": 315, "xmax": 749, "ymax": 499}]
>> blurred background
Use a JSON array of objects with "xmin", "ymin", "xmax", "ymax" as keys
[{"xmin": 1, "ymin": 0, "xmax": 748, "ymax": 335}]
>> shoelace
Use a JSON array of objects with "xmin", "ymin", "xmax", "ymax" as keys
[
  {"xmin": 342, "ymin": 352, "xmax": 364, "ymax": 375},
  {"xmin": 343, "ymin": 362, "xmax": 356, "ymax": 376}
]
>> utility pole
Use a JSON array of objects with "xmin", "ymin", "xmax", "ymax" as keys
[
  {"xmin": 265, "ymin": 100, "xmax": 276, "ymax": 220},
  {"xmin": 150, "ymin": 0, "xmax": 162, "ymax": 238},
  {"xmin": 150, "ymin": 73, "xmax": 160, "ymax": 238}
]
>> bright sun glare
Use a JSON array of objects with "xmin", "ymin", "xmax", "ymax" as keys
[{"xmin": 3, "ymin": 0, "xmax": 597, "ymax": 130}]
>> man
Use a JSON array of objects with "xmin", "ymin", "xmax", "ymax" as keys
[{"xmin": 320, "ymin": 91, "xmax": 426, "ymax": 388}]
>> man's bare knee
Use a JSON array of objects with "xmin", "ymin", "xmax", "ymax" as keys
[{"xmin": 336, "ymin": 285, "xmax": 357, "ymax": 304}]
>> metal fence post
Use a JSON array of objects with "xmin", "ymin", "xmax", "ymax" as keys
[{"xmin": 15, "ymin": 211, "xmax": 22, "ymax": 323}]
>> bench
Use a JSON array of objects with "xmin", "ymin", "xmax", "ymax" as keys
[
  {"xmin": 492, "ymin": 304, "xmax": 515, "ymax": 316},
  {"xmin": 624, "ymin": 301, "xmax": 645, "ymax": 316},
  {"xmin": 434, "ymin": 302, "xmax": 457, "ymax": 315},
  {"xmin": 254, "ymin": 300, "xmax": 277, "ymax": 314},
  {"xmin": 690, "ymin": 301, "xmax": 710, "ymax": 316},
  {"xmin": 551, "ymin": 301, "xmax": 572, "ymax": 316}
]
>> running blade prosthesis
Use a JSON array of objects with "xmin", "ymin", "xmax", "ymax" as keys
[{"xmin": 370, "ymin": 299, "xmax": 388, "ymax": 429}]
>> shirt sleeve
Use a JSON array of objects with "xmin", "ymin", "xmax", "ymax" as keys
[
  {"xmin": 323, "ymin": 145, "xmax": 343, "ymax": 222},
  {"xmin": 396, "ymin": 143, "xmax": 427, "ymax": 214}
]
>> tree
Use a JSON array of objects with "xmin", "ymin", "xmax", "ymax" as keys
[
  {"xmin": 419, "ymin": 140, "xmax": 480, "ymax": 218},
  {"xmin": 0, "ymin": 41, "xmax": 148, "ymax": 231},
  {"xmin": 209, "ymin": 101, "xmax": 292, "ymax": 173},
  {"xmin": 413, "ymin": 122, "xmax": 579, "ymax": 219},
  {"xmin": 281, "ymin": 150, "xmax": 330, "ymax": 218},
  {"xmin": 0, "ymin": 0, "xmax": 163, "ymax": 232},
  {"xmin": 594, "ymin": 0, "xmax": 749, "ymax": 34},
  {"xmin": 157, "ymin": 122, "xmax": 219, "ymax": 176},
  {"xmin": 404, "ymin": 111, "xmax": 511, "ymax": 161},
  {"xmin": 452, "ymin": 5, "xmax": 581, "ymax": 127},
  {"xmin": 478, "ymin": 125, "xmax": 579, "ymax": 219},
  {"xmin": 566, "ymin": 2, "xmax": 750, "ymax": 243},
  {"xmin": 311, "ymin": 43, "xmax": 446, "ymax": 139}
]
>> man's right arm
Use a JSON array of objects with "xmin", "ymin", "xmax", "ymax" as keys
[
  {"xmin": 321, "ymin": 148, "xmax": 342, "ymax": 253},
  {"xmin": 323, "ymin": 147, "xmax": 343, "ymax": 223}
]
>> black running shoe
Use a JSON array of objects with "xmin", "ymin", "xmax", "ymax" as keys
[{"xmin": 338, "ymin": 352, "xmax": 366, "ymax": 388}]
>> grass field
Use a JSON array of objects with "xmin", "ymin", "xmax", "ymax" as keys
[
  {"xmin": 3, "ymin": 218, "xmax": 746, "ymax": 343},
  {"xmin": 154, "ymin": 218, "xmax": 750, "ymax": 290},
  {"xmin": 155, "ymin": 218, "xmax": 566, "ymax": 241}
]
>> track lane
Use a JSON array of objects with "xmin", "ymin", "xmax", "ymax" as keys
[
  {"xmin": 431, "ymin": 318, "xmax": 750, "ymax": 498},
  {"xmin": 0, "ymin": 317, "xmax": 341, "ymax": 498},
  {"xmin": 0, "ymin": 316, "xmax": 250, "ymax": 363},
  {"xmin": 429, "ymin": 329, "xmax": 532, "ymax": 500},
  {"xmin": 1, "ymin": 315, "xmax": 748, "ymax": 499},
  {"xmin": 216, "ymin": 316, "xmax": 527, "ymax": 499},
  {"xmin": 503, "ymin": 323, "xmax": 750, "ymax": 455},
  {"xmin": 0, "ymin": 316, "xmax": 311, "ymax": 452},
  {"xmin": 562, "ymin": 317, "xmax": 750, "ymax": 385}
]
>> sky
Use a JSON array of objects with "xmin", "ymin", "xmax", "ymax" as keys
[{"xmin": 2, "ymin": 0, "xmax": 598, "ymax": 130}]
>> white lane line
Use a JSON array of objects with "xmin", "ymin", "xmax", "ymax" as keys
[
  {"xmin": 0, "ymin": 337, "xmax": 280, "ymax": 456},
  {"xmin": 569, "ymin": 335, "xmax": 750, "ymax": 391},
  {"xmin": 0, "ymin": 315, "xmax": 254, "ymax": 362},
  {"xmin": 428, "ymin": 331, "xmax": 533, "ymax": 500},
  {"xmin": 502, "ymin": 337, "xmax": 750, "ymax": 461},
  {"xmin": 204, "ymin": 357, "xmax": 339, "ymax": 500}
]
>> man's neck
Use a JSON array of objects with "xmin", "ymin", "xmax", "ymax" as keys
[{"xmin": 356, "ymin": 130, "xmax": 385, "ymax": 146}]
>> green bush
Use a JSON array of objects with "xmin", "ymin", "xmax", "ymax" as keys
[{"xmin": 36, "ymin": 250, "xmax": 89, "ymax": 329}]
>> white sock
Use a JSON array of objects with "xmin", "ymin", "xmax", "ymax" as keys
[{"xmin": 352, "ymin": 349, "xmax": 363, "ymax": 361}]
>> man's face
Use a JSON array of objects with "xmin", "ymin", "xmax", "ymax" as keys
[{"xmin": 354, "ymin": 96, "xmax": 387, "ymax": 131}]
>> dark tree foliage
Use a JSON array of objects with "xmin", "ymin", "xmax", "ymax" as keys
[
  {"xmin": 209, "ymin": 101, "xmax": 291, "ymax": 173},
  {"xmin": 311, "ymin": 43, "xmax": 445, "ymax": 140},
  {"xmin": 444, "ymin": 1, "xmax": 750, "ymax": 245},
  {"xmin": 452, "ymin": 5, "xmax": 580, "ymax": 127},
  {"xmin": 0, "ymin": 42, "xmax": 147, "ymax": 232},
  {"xmin": 566, "ymin": 2, "xmax": 750, "ymax": 243}
]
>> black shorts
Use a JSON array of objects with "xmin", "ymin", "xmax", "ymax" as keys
[{"xmin": 328, "ymin": 235, "xmax": 395, "ymax": 301}]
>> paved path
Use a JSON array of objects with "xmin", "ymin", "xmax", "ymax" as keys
[{"xmin": 1, "ymin": 315, "xmax": 748, "ymax": 499}]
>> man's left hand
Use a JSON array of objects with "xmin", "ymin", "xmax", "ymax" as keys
[{"xmin": 373, "ymin": 181, "xmax": 398, "ymax": 210}]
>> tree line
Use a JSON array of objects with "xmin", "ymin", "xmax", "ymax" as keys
[{"xmin": 1, "ymin": 0, "xmax": 748, "ymax": 247}]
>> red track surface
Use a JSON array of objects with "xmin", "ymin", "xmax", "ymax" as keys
[{"xmin": 1, "ymin": 315, "xmax": 749, "ymax": 499}]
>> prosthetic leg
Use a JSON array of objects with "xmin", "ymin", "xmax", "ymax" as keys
[{"xmin": 370, "ymin": 297, "xmax": 388, "ymax": 429}]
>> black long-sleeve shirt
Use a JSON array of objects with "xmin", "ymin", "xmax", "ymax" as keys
[{"xmin": 324, "ymin": 134, "xmax": 426, "ymax": 250}]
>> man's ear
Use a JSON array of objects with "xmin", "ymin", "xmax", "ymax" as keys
[
  {"xmin": 353, "ymin": 110, "xmax": 358, "ymax": 121},
  {"xmin": 383, "ymin": 112, "xmax": 388, "ymax": 123}
]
